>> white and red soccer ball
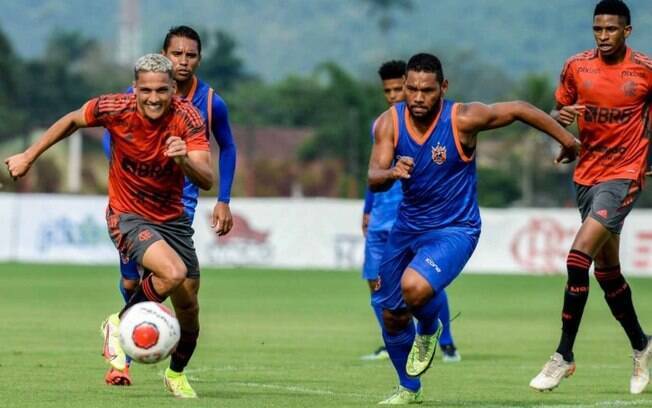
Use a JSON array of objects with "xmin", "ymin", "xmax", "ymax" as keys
[{"xmin": 119, "ymin": 302, "xmax": 180, "ymax": 364}]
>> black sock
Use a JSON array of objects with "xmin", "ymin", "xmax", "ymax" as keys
[
  {"xmin": 170, "ymin": 329, "xmax": 199, "ymax": 372},
  {"xmin": 119, "ymin": 274, "xmax": 167, "ymax": 318},
  {"xmin": 595, "ymin": 265, "xmax": 648, "ymax": 351},
  {"xmin": 556, "ymin": 249, "xmax": 591, "ymax": 362}
]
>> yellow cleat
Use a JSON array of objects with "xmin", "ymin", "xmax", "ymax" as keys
[
  {"xmin": 100, "ymin": 313, "xmax": 126, "ymax": 371},
  {"xmin": 406, "ymin": 329, "xmax": 440, "ymax": 377},
  {"xmin": 378, "ymin": 386, "xmax": 423, "ymax": 405},
  {"xmin": 164, "ymin": 367, "xmax": 198, "ymax": 399}
]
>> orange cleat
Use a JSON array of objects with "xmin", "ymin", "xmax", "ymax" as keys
[{"xmin": 105, "ymin": 365, "xmax": 132, "ymax": 386}]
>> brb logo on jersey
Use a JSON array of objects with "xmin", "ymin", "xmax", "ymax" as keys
[{"xmin": 431, "ymin": 143, "xmax": 447, "ymax": 165}]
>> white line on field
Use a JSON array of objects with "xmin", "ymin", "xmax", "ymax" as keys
[
  {"xmin": 532, "ymin": 400, "xmax": 651, "ymax": 408},
  {"xmin": 228, "ymin": 381, "xmax": 367, "ymax": 398}
]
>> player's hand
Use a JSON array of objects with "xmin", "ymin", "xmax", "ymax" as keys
[
  {"xmin": 555, "ymin": 137, "xmax": 581, "ymax": 164},
  {"xmin": 212, "ymin": 201, "xmax": 233, "ymax": 236},
  {"xmin": 362, "ymin": 213, "xmax": 370, "ymax": 237},
  {"xmin": 646, "ymin": 167, "xmax": 652, "ymax": 177},
  {"xmin": 4, "ymin": 152, "xmax": 32, "ymax": 180},
  {"xmin": 557, "ymin": 105, "xmax": 586, "ymax": 127},
  {"xmin": 164, "ymin": 136, "xmax": 187, "ymax": 164},
  {"xmin": 390, "ymin": 156, "xmax": 414, "ymax": 180}
]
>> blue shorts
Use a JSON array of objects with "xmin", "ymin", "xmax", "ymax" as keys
[
  {"xmin": 119, "ymin": 256, "xmax": 140, "ymax": 281},
  {"xmin": 362, "ymin": 229, "xmax": 390, "ymax": 280},
  {"xmin": 372, "ymin": 226, "xmax": 479, "ymax": 311},
  {"xmin": 116, "ymin": 207, "xmax": 195, "ymax": 281}
]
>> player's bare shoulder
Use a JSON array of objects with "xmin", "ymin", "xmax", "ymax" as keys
[
  {"xmin": 453, "ymin": 102, "xmax": 487, "ymax": 132},
  {"xmin": 373, "ymin": 107, "xmax": 397, "ymax": 144}
]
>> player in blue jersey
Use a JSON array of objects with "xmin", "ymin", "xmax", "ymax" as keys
[
  {"xmin": 368, "ymin": 53, "xmax": 580, "ymax": 404},
  {"xmin": 361, "ymin": 60, "xmax": 460, "ymax": 363},
  {"xmin": 102, "ymin": 26, "xmax": 237, "ymax": 393}
]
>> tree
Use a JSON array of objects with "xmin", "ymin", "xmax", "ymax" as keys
[
  {"xmin": 14, "ymin": 30, "xmax": 111, "ymax": 128},
  {"xmin": 0, "ymin": 26, "xmax": 27, "ymax": 140},
  {"xmin": 199, "ymin": 30, "xmax": 255, "ymax": 91}
]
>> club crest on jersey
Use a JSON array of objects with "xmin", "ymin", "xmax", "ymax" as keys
[
  {"xmin": 623, "ymin": 80, "xmax": 637, "ymax": 97},
  {"xmin": 431, "ymin": 143, "xmax": 447, "ymax": 165}
]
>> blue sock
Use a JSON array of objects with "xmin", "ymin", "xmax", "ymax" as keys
[
  {"xmin": 371, "ymin": 302, "xmax": 385, "ymax": 328},
  {"xmin": 412, "ymin": 291, "xmax": 445, "ymax": 336},
  {"xmin": 383, "ymin": 323, "xmax": 421, "ymax": 391},
  {"xmin": 437, "ymin": 291, "xmax": 454, "ymax": 346},
  {"xmin": 373, "ymin": 305, "xmax": 421, "ymax": 391},
  {"xmin": 119, "ymin": 279, "xmax": 131, "ymax": 303}
]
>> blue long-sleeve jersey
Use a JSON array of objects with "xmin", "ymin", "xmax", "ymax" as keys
[{"xmin": 102, "ymin": 77, "xmax": 236, "ymax": 222}]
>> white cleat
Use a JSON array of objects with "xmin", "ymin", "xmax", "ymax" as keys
[
  {"xmin": 361, "ymin": 346, "xmax": 390, "ymax": 361},
  {"xmin": 630, "ymin": 336, "xmax": 652, "ymax": 394},
  {"xmin": 529, "ymin": 352, "xmax": 576, "ymax": 391},
  {"xmin": 440, "ymin": 344, "xmax": 461, "ymax": 363},
  {"xmin": 100, "ymin": 313, "xmax": 126, "ymax": 371}
]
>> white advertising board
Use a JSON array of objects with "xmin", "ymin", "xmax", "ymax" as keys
[{"xmin": 3, "ymin": 194, "xmax": 652, "ymax": 276}]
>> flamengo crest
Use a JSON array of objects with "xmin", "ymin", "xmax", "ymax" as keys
[{"xmin": 431, "ymin": 143, "xmax": 447, "ymax": 165}]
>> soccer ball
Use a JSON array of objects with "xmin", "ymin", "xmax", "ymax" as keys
[{"xmin": 119, "ymin": 302, "xmax": 180, "ymax": 364}]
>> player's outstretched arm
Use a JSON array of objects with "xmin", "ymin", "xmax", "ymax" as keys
[
  {"xmin": 368, "ymin": 109, "xmax": 413, "ymax": 192},
  {"xmin": 5, "ymin": 104, "xmax": 89, "ymax": 179},
  {"xmin": 164, "ymin": 137, "xmax": 214, "ymax": 191},
  {"xmin": 455, "ymin": 101, "xmax": 581, "ymax": 163}
]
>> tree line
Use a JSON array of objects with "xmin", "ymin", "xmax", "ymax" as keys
[{"xmin": 3, "ymin": 25, "xmax": 637, "ymax": 207}]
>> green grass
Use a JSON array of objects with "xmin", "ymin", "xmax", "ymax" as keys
[{"xmin": 1, "ymin": 264, "xmax": 652, "ymax": 407}]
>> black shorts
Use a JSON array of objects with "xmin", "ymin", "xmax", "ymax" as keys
[
  {"xmin": 575, "ymin": 179, "xmax": 640, "ymax": 234},
  {"xmin": 106, "ymin": 208, "xmax": 200, "ymax": 278}
]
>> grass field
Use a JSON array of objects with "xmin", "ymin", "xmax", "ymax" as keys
[{"xmin": 1, "ymin": 264, "xmax": 652, "ymax": 407}]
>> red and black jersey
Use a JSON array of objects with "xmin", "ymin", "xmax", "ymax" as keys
[
  {"xmin": 556, "ymin": 47, "xmax": 652, "ymax": 186},
  {"xmin": 85, "ymin": 93, "xmax": 209, "ymax": 222}
]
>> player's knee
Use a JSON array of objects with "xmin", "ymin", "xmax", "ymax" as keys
[
  {"xmin": 122, "ymin": 278, "xmax": 139, "ymax": 292},
  {"xmin": 401, "ymin": 280, "xmax": 430, "ymax": 308},
  {"xmin": 158, "ymin": 261, "xmax": 187, "ymax": 288},
  {"xmin": 382, "ymin": 309, "xmax": 411, "ymax": 334}
]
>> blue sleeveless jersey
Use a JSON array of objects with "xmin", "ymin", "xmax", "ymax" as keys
[
  {"xmin": 368, "ymin": 176, "xmax": 403, "ymax": 232},
  {"xmin": 368, "ymin": 119, "xmax": 403, "ymax": 232},
  {"xmin": 392, "ymin": 100, "xmax": 481, "ymax": 232}
]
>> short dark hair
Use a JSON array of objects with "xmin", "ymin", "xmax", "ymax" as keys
[
  {"xmin": 594, "ymin": 0, "xmax": 631, "ymax": 25},
  {"xmin": 378, "ymin": 60, "xmax": 406, "ymax": 80},
  {"xmin": 406, "ymin": 53, "xmax": 444, "ymax": 83},
  {"xmin": 162, "ymin": 25, "xmax": 202, "ymax": 55}
]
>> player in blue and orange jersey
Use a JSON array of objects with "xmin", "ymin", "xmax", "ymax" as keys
[
  {"xmin": 6, "ymin": 53, "xmax": 213, "ymax": 399},
  {"xmin": 101, "ymin": 26, "xmax": 237, "ymax": 388},
  {"xmin": 361, "ymin": 60, "xmax": 460, "ymax": 363},
  {"xmin": 368, "ymin": 53, "xmax": 580, "ymax": 404},
  {"xmin": 530, "ymin": 0, "xmax": 652, "ymax": 394}
]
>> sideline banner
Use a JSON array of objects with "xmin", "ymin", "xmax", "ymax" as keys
[{"xmin": 3, "ymin": 194, "xmax": 652, "ymax": 276}]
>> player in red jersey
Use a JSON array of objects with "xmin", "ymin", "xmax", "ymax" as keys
[
  {"xmin": 530, "ymin": 0, "xmax": 652, "ymax": 394},
  {"xmin": 5, "ymin": 54, "xmax": 212, "ymax": 398}
]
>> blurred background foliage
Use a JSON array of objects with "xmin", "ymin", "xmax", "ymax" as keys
[{"xmin": 1, "ymin": 0, "xmax": 651, "ymax": 207}]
